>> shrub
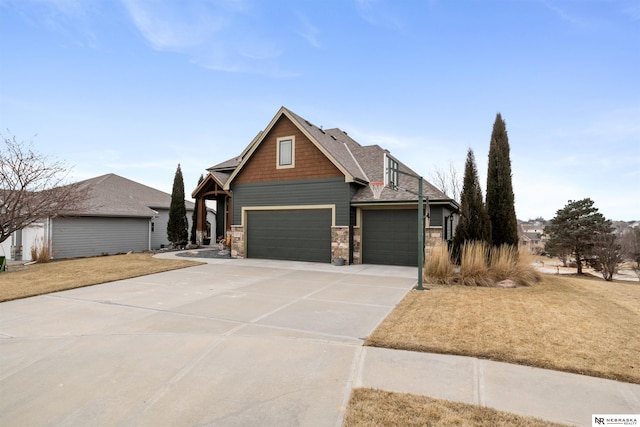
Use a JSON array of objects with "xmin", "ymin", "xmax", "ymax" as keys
[
  {"xmin": 424, "ymin": 242, "xmax": 455, "ymax": 284},
  {"xmin": 30, "ymin": 237, "xmax": 52, "ymax": 263}
]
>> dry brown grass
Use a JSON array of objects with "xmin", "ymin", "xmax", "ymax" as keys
[
  {"xmin": 30, "ymin": 237, "xmax": 53, "ymax": 263},
  {"xmin": 489, "ymin": 245, "xmax": 542, "ymax": 286},
  {"xmin": 0, "ymin": 254, "xmax": 203, "ymax": 302},
  {"xmin": 459, "ymin": 241, "xmax": 491, "ymax": 286},
  {"xmin": 426, "ymin": 242, "xmax": 541, "ymax": 287},
  {"xmin": 366, "ymin": 273, "xmax": 640, "ymax": 383},
  {"xmin": 424, "ymin": 242, "xmax": 455, "ymax": 284},
  {"xmin": 344, "ymin": 388, "xmax": 567, "ymax": 427}
]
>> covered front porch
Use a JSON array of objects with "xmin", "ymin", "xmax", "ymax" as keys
[{"xmin": 191, "ymin": 173, "xmax": 232, "ymax": 246}]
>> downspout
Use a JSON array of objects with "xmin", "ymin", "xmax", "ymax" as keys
[
  {"xmin": 149, "ymin": 211, "xmax": 159, "ymax": 251},
  {"xmin": 47, "ymin": 217, "xmax": 53, "ymax": 259}
]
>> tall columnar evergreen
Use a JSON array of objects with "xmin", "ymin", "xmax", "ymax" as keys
[
  {"xmin": 167, "ymin": 164, "xmax": 188, "ymax": 246},
  {"xmin": 452, "ymin": 148, "xmax": 491, "ymax": 260},
  {"xmin": 190, "ymin": 174, "xmax": 204, "ymax": 244},
  {"xmin": 486, "ymin": 113, "xmax": 518, "ymax": 247}
]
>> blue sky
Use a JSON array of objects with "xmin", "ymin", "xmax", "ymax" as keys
[{"xmin": 1, "ymin": 0, "xmax": 639, "ymax": 221}]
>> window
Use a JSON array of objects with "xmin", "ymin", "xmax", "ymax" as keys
[{"xmin": 277, "ymin": 136, "xmax": 295, "ymax": 169}]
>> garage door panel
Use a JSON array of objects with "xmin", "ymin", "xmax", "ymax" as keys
[
  {"xmin": 362, "ymin": 210, "xmax": 418, "ymax": 266},
  {"xmin": 247, "ymin": 210, "xmax": 331, "ymax": 263}
]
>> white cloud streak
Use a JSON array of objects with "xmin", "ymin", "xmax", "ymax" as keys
[
  {"xmin": 120, "ymin": 0, "xmax": 295, "ymax": 75},
  {"xmin": 296, "ymin": 12, "xmax": 321, "ymax": 48}
]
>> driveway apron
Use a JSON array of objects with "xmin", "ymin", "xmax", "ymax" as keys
[{"xmin": 0, "ymin": 258, "xmax": 416, "ymax": 426}]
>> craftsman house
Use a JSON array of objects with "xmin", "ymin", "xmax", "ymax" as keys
[
  {"xmin": 1, "ymin": 174, "xmax": 212, "ymax": 261},
  {"xmin": 192, "ymin": 107, "xmax": 459, "ymax": 266}
]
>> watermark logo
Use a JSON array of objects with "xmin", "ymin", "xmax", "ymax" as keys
[{"xmin": 592, "ymin": 414, "xmax": 639, "ymax": 426}]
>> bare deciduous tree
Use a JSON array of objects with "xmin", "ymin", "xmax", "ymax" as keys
[
  {"xmin": 1, "ymin": 133, "xmax": 87, "ymax": 244},
  {"xmin": 430, "ymin": 162, "xmax": 461, "ymax": 202},
  {"xmin": 620, "ymin": 227, "xmax": 640, "ymax": 280},
  {"xmin": 591, "ymin": 228, "xmax": 622, "ymax": 281}
]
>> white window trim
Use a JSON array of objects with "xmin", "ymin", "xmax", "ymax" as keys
[{"xmin": 276, "ymin": 136, "xmax": 295, "ymax": 169}]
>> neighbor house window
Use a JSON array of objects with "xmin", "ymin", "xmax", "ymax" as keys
[{"xmin": 277, "ymin": 136, "xmax": 295, "ymax": 169}]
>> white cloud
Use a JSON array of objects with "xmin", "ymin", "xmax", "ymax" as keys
[
  {"xmin": 121, "ymin": 0, "xmax": 226, "ymax": 51},
  {"xmin": 538, "ymin": 0, "xmax": 589, "ymax": 28},
  {"xmin": 4, "ymin": 0, "xmax": 99, "ymax": 47},
  {"xmin": 296, "ymin": 12, "xmax": 321, "ymax": 48},
  {"xmin": 120, "ymin": 0, "xmax": 294, "ymax": 75},
  {"xmin": 354, "ymin": 0, "xmax": 405, "ymax": 31}
]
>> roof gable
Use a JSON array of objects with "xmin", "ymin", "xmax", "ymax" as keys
[
  {"xmin": 224, "ymin": 107, "xmax": 368, "ymax": 189},
  {"xmin": 216, "ymin": 106, "xmax": 455, "ymax": 207}
]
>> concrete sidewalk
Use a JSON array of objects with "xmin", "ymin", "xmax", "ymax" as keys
[{"xmin": 356, "ymin": 347, "xmax": 640, "ymax": 426}]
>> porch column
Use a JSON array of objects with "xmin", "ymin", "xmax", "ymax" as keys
[
  {"xmin": 226, "ymin": 195, "xmax": 233, "ymax": 238},
  {"xmin": 196, "ymin": 196, "xmax": 207, "ymax": 245}
]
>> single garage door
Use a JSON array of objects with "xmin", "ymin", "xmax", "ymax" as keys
[
  {"xmin": 247, "ymin": 209, "xmax": 332, "ymax": 263},
  {"xmin": 362, "ymin": 209, "xmax": 418, "ymax": 266},
  {"xmin": 52, "ymin": 216, "xmax": 150, "ymax": 259}
]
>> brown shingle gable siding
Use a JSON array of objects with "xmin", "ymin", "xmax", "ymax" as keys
[{"xmin": 234, "ymin": 116, "xmax": 342, "ymax": 184}]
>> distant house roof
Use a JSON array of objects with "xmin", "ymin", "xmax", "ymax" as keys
[
  {"xmin": 215, "ymin": 106, "xmax": 453, "ymax": 205},
  {"xmin": 61, "ymin": 173, "xmax": 195, "ymax": 218}
]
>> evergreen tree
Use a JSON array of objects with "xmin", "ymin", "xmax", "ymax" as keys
[
  {"xmin": 452, "ymin": 148, "xmax": 491, "ymax": 260},
  {"xmin": 486, "ymin": 113, "xmax": 518, "ymax": 247},
  {"xmin": 544, "ymin": 198, "xmax": 612, "ymax": 274},
  {"xmin": 190, "ymin": 174, "xmax": 204, "ymax": 244},
  {"xmin": 167, "ymin": 164, "xmax": 188, "ymax": 246}
]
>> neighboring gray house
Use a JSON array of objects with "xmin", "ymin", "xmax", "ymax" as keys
[{"xmin": 1, "ymin": 173, "xmax": 213, "ymax": 261}]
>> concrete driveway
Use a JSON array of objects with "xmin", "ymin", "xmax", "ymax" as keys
[{"xmin": 0, "ymin": 258, "xmax": 416, "ymax": 426}]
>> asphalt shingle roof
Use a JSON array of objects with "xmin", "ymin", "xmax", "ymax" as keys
[
  {"xmin": 205, "ymin": 107, "xmax": 453, "ymax": 205},
  {"xmin": 284, "ymin": 108, "xmax": 450, "ymax": 203},
  {"xmin": 63, "ymin": 173, "xmax": 195, "ymax": 217}
]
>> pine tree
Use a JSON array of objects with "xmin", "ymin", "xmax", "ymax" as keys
[
  {"xmin": 486, "ymin": 113, "xmax": 518, "ymax": 247},
  {"xmin": 544, "ymin": 198, "xmax": 612, "ymax": 275},
  {"xmin": 190, "ymin": 174, "xmax": 204, "ymax": 244},
  {"xmin": 452, "ymin": 148, "xmax": 491, "ymax": 260},
  {"xmin": 167, "ymin": 164, "xmax": 188, "ymax": 246}
]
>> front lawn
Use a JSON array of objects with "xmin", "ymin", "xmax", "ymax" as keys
[
  {"xmin": 366, "ymin": 274, "xmax": 640, "ymax": 384},
  {"xmin": 344, "ymin": 388, "xmax": 567, "ymax": 427},
  {"xmin": 0, "ymin": 253, "xmax": 203, "ymax": 302}
]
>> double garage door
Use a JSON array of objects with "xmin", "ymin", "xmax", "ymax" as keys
[{"xmin": 246, "ymin": 209, "xmax": 332, "ymax": 263}]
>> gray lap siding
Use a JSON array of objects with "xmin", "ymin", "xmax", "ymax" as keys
[
  {"xmin": 231, "ymin": 178, "xmax": 355, "ymax": 226},
  {"xmin": 51, "ymin": 216, "xmax": 150, "ymax": 259}
]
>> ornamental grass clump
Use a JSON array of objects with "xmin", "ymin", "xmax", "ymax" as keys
[
  {"xmin": 459, "ymin": 241, "xmax": 492, "ymax": 286},
  {"xmin": 30, "ymin": 237, "xmax": 52, "ymax": 263},
  {"xmin": 488, "ymin": 244, "xmax": 518, "ymax": 283},
  {"xmin": 424, "ymin": 241, "xmax": 455, "ymax": 284},
  {"xmin": 512, "ymin": 248, "xmax": 542, "ymax": 286},
  {"xmin": 487, "ymin": 244, "xmax": 542, "ymax": 286}
]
